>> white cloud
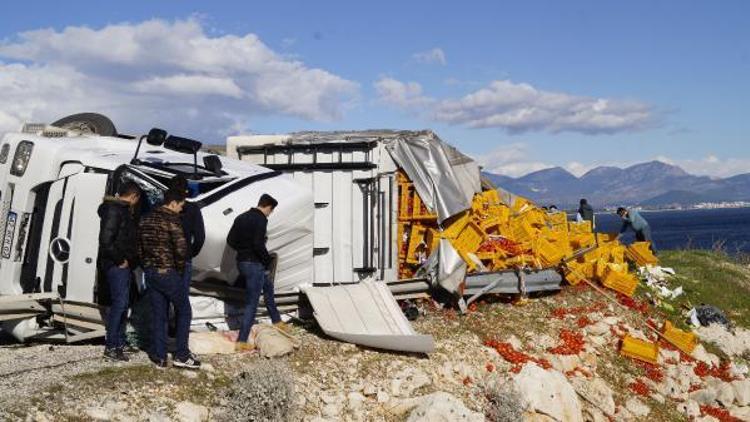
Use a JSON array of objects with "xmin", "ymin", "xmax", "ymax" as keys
[
  {"xmin": 656, "ymin": 155, "xmax": 750, "ymax": 178},
  {"xmin": 434, "ymin": 80, "xmax": 654, "ymax": 134},
  {"xmin": 412, "ymin": 48, "xmax": 446, "ymax": 65},
  {"xmin": 473, "ymin": 143, "xmax": 552, "ymax": 177},
  {"xmin": 374, "ymin": 77, "xmax": 433, "ymax": 109},
  {"xmin": 377, "ymin": 77, "xmax": 655, "ymax": 135},
  {"xmin": 0, "ymin": 18, "xmax": 358, "ymax": 138}
]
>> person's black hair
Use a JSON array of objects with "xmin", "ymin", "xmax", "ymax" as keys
[
  {"xmin": 169, "ymin": 175, "xmax": 189, "ymax": 195},
  {"xmin": 258, "ymin": 193, "xmax": 278, "ymax": 209},
  {"xmin": 118, "ymin": 181, "xmax": 142, "ymax": 198},
  {"xmin": 580, "ymin": 198, "xmax": 588, "ymax": 205},
  {"xmin": 617, "ymin": 207, "xmax": 627, "ymax": 215},
  {"xmin": 163, "ymin": 188, "xmax": 186, "ymax": 205}
]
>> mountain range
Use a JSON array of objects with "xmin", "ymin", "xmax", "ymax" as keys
[{"xmin": 482, "ymin": 161, "xmax": 750, "ymax": 209}]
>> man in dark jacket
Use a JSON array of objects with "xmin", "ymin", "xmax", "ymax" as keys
[
  {"xmin": 98, "ymin": 181, "xmax": 141, "ymax": 362},
  {"xmin": 227, "ymin": 194, "xmax": 283, "ymax": 351},
  {"xmin": 138, "ymin": 189, "xmax": 200, "ymax": 369},
  {"xmin": 168, "ymin": 176, "xmax": 205, "ymax": 290},
  {"xmin": 576, "ymin": 198, "xmax": 595, "ymax": 228}
]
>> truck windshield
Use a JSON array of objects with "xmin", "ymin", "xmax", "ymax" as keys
[{"xmin": 111, "ymin": 165, "xmax": 167, "ymax": 215}]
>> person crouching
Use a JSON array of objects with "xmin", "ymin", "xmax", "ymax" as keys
[{"xmin": 138, "ymin": 189, "xmax": 200, "ymax": 369}]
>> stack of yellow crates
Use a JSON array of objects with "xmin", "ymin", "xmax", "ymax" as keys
[{"xmin": 395, "ymin": 170, "xmax": 655, "ymax": 296}]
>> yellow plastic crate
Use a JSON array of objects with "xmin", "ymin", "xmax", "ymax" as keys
[
  {"xmin": 564, "ymin": 261, "xmax": 589, "ymax": 285},
  {"xmin": 397, "ymin": 222, "xmax": 409, "ymax": 259},
  {"xmin": 510, "ymin": 220, "xmax": 537, "ymax": 243},
  {"xmin": 570, "ymin": 233, "xmax": 596, "ymax": 249},
  {"xmin": 602, "ymin": 267, "xmax": 638, "ymax": 297},
  {"xmin": 662, "ymin": 321, "xmax": 697, "ymax": 354},
  {"xmin": 452, "ymin": 222, "xmax": 486, "ymax": 255},
  {"xmin": 487, "ymin": 204, "xmax": 510, "ymax": 223},
  {"xmin": 626, "ymin": 242, "xmax": 659, "ymax": 266},
  {"xmin": 620, "ymin": 335, "xmax": 659, "ymax": 365},
  {"xmin": 398, "ymin": 185, "xmax": 414, "ymax": 220},
  {"xmin": 534, "ymin": 238, "xmax": 566, "ymax": 267},
  {"xmin": 440, "ymin": 211, "xmax": 470, "ymax": 240},
  {"xmin": 478, "ymin": 215, "xmax": 504, "ymax": 234},
  {"xmin": 425, "ymin": 228, "xmax": 440, "ymax": 253},
  {"xmin": 569, "ymin": 220, "xmax": 593, "ymax": 234},
  {"xmin": 412, "ymin": 193, "xmax": 437, "ymax": 220},
  {"xmin": 546, "ymin": 211, "xmax": 568, "ymax": 227},
  {"xmin": 405, "ymin": 225, "xmax": 427, "ymax": 264},
  {"xmin": 596, "ymin": 232, "xmax": 619, "ymax": 244}
]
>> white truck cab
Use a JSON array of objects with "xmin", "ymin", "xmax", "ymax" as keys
[{"xmin": 0, "ymin": 116, "xmax": 313, "ymax": 341}]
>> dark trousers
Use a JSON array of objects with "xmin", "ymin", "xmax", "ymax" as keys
[
  {"xmin": 635, "ymin": 225, "xmax": 657, "ymax": 254},
  {"xmin": 237, "ymin": 261, "xmax": 281, "ymax": 343},
  {"xmin": 105, "ymin": 266, "xmax": 131, "ymax": 350},
  {"xmin": 146, "ymin": 268, "xmax": 191, "ymax": 361}
]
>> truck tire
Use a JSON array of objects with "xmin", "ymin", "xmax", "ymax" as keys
[{"xmin": 51, "ymin": 113, "xmax": 117, "ymax": 136}]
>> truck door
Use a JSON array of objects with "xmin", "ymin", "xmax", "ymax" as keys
[{"xmin": 44, "ymin": 169, "xmax": 107, "ymax": 302}]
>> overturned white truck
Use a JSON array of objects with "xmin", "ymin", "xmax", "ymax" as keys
[{"xmin": 0, "ymin": 114, "xmax": 314, "ymax": 343}]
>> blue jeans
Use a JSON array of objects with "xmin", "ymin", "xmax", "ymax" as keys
[
  {"xmin": 636, "ymin": 226, "xmax": 657, "ymax": 254},
  {"xmin": 146, "ymin": 268, "xmax": 191, "ymax": 361},
  {"xmin": 237, "ymin": 261, "xmax": 281, "ymax": 343},
  {"xmin": 105, "ymin": 266, "xmax": 131, "ymax": 350}
]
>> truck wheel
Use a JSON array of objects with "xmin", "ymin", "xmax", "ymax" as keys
[{"xmin": 51, "ymin": 113, "xmax": 117, "ymax": 136}]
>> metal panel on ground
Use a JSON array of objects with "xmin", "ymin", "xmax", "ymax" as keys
[{"xmin": 302, "ymin": 282, "xmax": 435, "ymax": 354}]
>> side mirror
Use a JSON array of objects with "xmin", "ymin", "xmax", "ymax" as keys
[
  {"xmin": 203, "ymin": 155, "xmax": 223, "ymax": 176},
  {"xmin": 164, "ymin": 135, "xmax": 202, "ymax": 154},
  {"xmin": 147, "ymin": 128, "xmax": 167, "ymax": 146}
]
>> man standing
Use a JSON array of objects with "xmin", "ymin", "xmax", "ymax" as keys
[
  {"xmin": 98, "ymin": 182, "xmax": 141, "ymax": 362},
  {"xmin": 577, "ymin": 198, "xmax": 595, "ymax": 228},
  {"xmin": 138, "ymin": 189, "xmax": 200, "ymax": 369},
  {"xmin": 227, "ymin": 194, "xmax": 284, "ymax": 351},
  {"xmin": 617, "ymin": 207, "xmax": 656, "ymax": 253},
  {"xmin": 169, "ymin": 176, "xmax": 205, "ymax": 290}
]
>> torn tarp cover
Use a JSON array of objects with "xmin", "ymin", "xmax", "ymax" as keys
[{"xmin": 385, "ymin": 131, "xmax": 481, "ymax": 223}]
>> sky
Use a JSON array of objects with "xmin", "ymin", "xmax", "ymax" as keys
[{"xmin": 0, "ymin": 1, "xmax": 748, "ymax": 178}]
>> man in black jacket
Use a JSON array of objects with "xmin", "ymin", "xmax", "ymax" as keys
[
  {"xmin": 169, "ymin": 176, "xmax": 205, "ymax": 289},
  {"xmin": 97, "ymin": 181, "xmax": 141, "ymax": 362},
  {"xmin": 576, "ymin": 198, "xmax": 596, "ymax": 228},
  {"xmin": 227, "ymin": 194, "xmax": 282, "ymax": 351}
]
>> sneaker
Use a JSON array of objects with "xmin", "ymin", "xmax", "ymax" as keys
[
  {"xmin": 122, "ymin": 343, "xmax": 140, "ymax": 354},
  {"xmin": 235, "ymin": 341, "xmax": 255, "ymax": 353},
  {"xmin": 273, "ymin": 321, "xmax": 291, "ymax": 333},
  {"xmin": 104, "ymin": 348, "xmax": 130, "ymax": 362},
  {"xmin": 148, "ymin": 355, "xmax": 168, "ymax": 369},
  {"xmin": 173, "ymin": 353, "xmax": 201, "ymax": 369}
]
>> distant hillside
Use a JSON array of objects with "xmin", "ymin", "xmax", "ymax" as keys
[{"xmin": 483, "ymin": 161, "xmax": 750, "ymax": 208}]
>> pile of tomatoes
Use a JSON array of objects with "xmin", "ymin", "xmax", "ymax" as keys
[
  {"xmin": 694, "ymin": 361, "xmax": 737, "ymax": 382},
  {"xmin": 617, "ymin": 294, "xmax": 649, "ymax": 314},
  {"xmin": 549, "ymin": 302, "xmax": 605, "ymax": 320},
  {"xmin": 484, "ymin": 339, "xmax": 552, "ymax": 373},
  {"xmin": 629, "ymin": 379, "xmax": 651, "ymax": 397},
  {"xmin": 548, "ymin": 330, "xmax": 586, "ymax": 355},
  {"xmin": 700, "ymin": 405, "xmax": 742, "ymax": 422},
  {"xmin": 576, "ymin": 316, "xmax": 593, "ymax": 328},
  {"xmin": 637, "ymin": 361, "xmax": 664, "ymax": 383},
  {"xmin": 477, "ymin": 238, "xmax": 525, "ymax": 256}
]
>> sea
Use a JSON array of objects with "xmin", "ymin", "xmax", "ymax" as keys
[{"xmin": 592, "ymin": 207, "xmax": 750, "ymax": 254}]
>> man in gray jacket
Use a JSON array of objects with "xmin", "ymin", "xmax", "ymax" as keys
[{"xmin": 617, "ymin": 207, "xmax": 656, "ymax": 253}]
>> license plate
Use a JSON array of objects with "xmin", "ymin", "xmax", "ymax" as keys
[{"xmin": 2, "ymin": 211, "xmax": 16, "ymax": 259}]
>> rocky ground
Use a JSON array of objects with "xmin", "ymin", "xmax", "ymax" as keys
[{"xmin": 2, "ymin": 253, "xmax": 750, "ymax": 421}]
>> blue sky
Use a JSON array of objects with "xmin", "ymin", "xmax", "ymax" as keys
[{"xmin": 0, "ymin": 1, "xmax": 748, "ymax": 177}]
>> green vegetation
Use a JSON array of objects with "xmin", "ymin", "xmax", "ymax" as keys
[{"xmin": 658, "ymin": 250, "xmax": 750, "ymax": 328}]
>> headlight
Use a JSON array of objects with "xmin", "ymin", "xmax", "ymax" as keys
[
  {"xmin": 0, "ymin": 144, "xmax": 9, "ymax": 164},
  {"xmin": 10, "ymin": 141, "xmax": 33, "ymax": 176}
]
